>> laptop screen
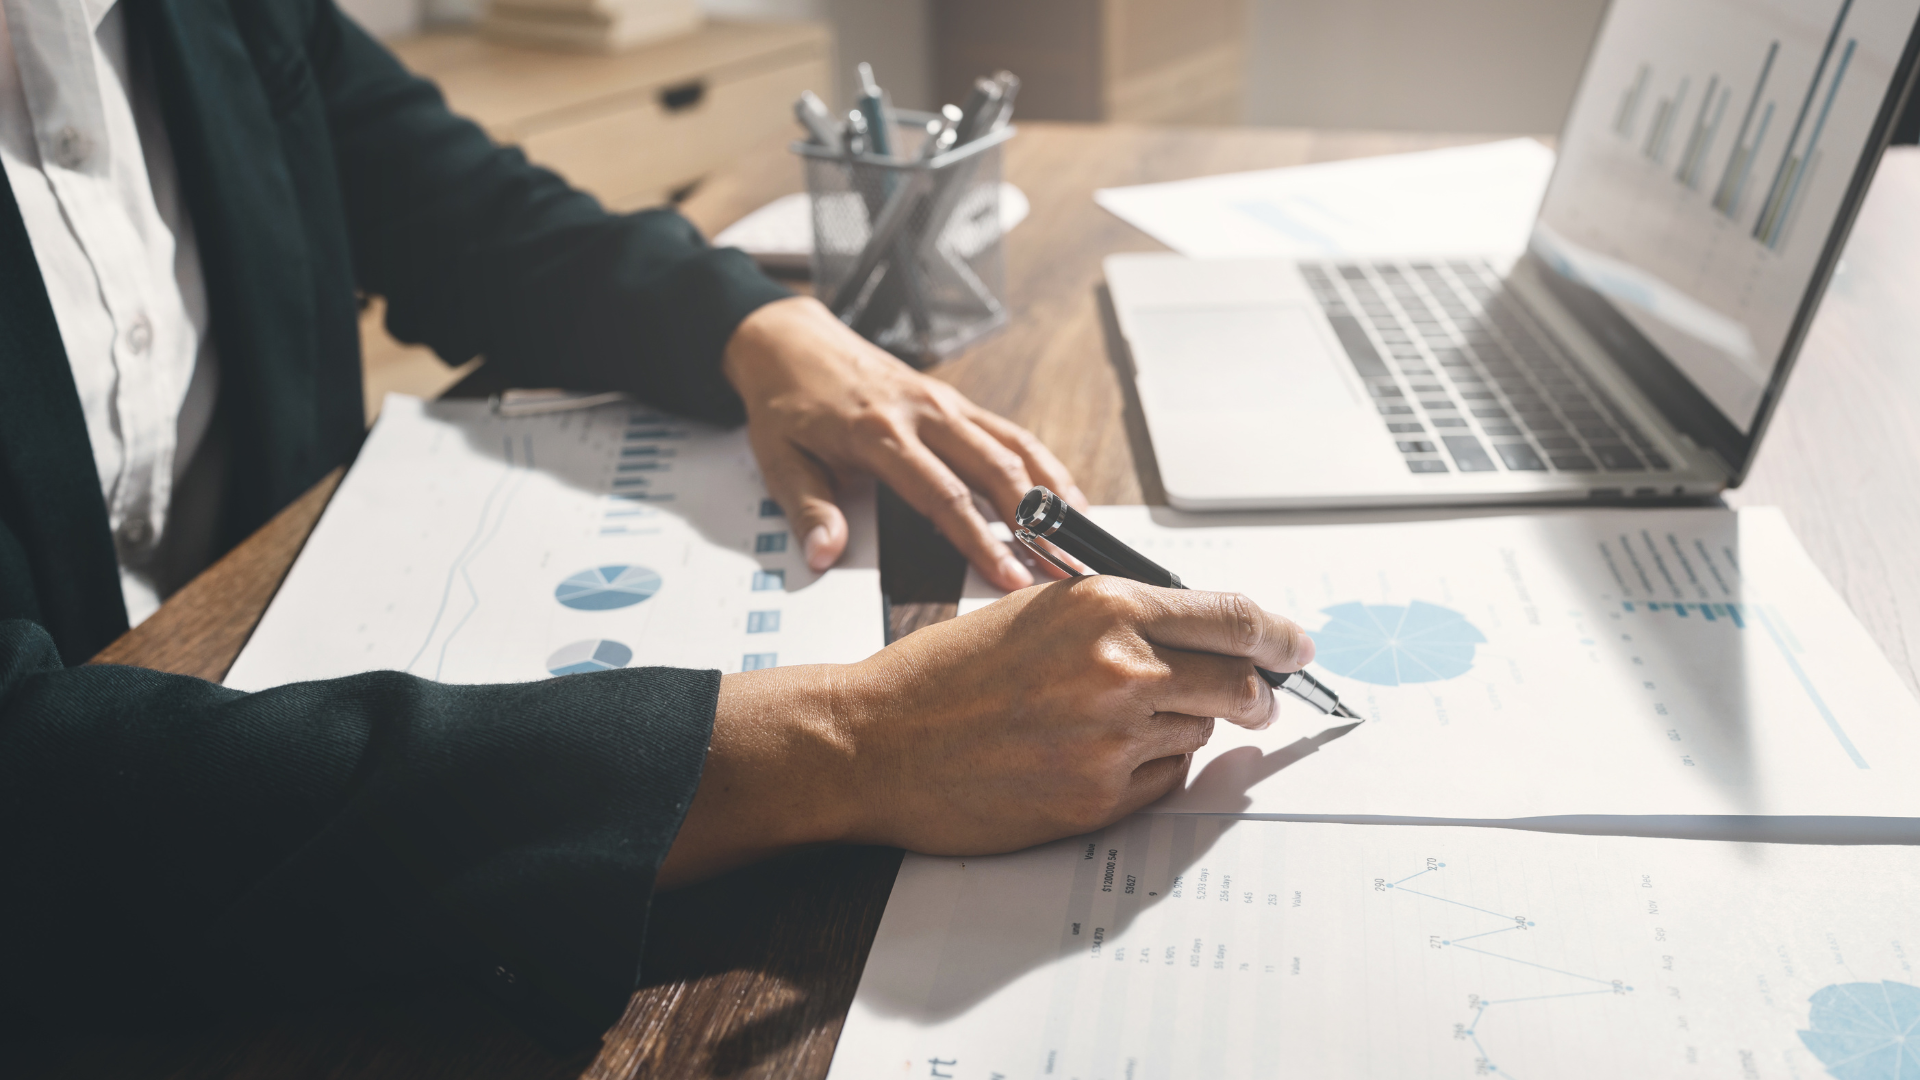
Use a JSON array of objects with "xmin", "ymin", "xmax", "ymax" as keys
[{"xmin": 1531, "ymin": 0, "xmax": 1920, "ymax": 459}]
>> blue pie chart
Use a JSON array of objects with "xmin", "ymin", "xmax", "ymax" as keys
[
  {"xmin": 1309, "ymin": 600, "xmax": 1484, "ymax": 685},
  {"xmin": 555, "ymin": 565, "xmax": 662, "ymax": 611},
  {"xmin": 1800, "ymin": 981, "xmax": 1920, "ymax": 1080},
  {"xmin": 546, "ymin": 639, "xmax": 634, "ymax": 676}
]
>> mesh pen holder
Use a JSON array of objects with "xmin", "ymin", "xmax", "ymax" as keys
[{"xmin": 797, "ymin": 113, "xmax": 1014, "ymax": 368}]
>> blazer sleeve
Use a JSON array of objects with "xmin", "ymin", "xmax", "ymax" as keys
[
  {"xmin": 0, "ymin": 618, "xmax": 713, "ymax": 1049},
  {"xmin": 310, "ymin": 4, "xmax": 791, "ymax": 426}
]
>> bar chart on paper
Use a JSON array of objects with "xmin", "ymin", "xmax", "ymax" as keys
[
  {"xmin": 827, "ymin": 818, "xmax": 1920, "ymax": 1080},
  {"xmin": 224, "ymin": 396, "xmax": 884, "ymax": 690}
]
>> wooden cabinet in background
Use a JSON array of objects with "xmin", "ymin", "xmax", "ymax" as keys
[
  {"xmin": 389, "ymin": 19, "xmax": 831, "ymax": 210},
  {"xmin": 931, "ymin": 0, "xmax": 1246, "ymax": 125}
]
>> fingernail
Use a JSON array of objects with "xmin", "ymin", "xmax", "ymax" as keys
[
  {"xmin": 803, "ymin": 525, "xmax": 834, "ymax": 570},
  {"xmin": 1292, "ymin": 633, "xmax": 1316, "ymax": 667}
]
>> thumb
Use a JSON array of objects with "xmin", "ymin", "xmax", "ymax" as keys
[{"xmin": 758, "ymin": 438, "xmax": 848, "ymax": 571}]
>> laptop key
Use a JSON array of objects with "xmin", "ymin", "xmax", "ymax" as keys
[
  {"xmin": 1432, "ymin": 417, "xmax": 1469, "ymax": 427},
  {"xmin": 1407, "ymin": 459, "xmax": 1450, "ymax": 474},
  {"xmin": 1592, "ymin": 444, "xmax": 1645, "ymax": 470},
  {"xmin": 1645, "ymin": 452, "xmax": 1671, "ymax": 470},
  {"xmin": 1494, "ymin": 443, "xmax": 1547, "ymax": 471},
  {"xmin": 1550, "ymin": 454, "xmax": 1598, "ymax": 471},
  {"xmin": 1325, "ymin": 314, "xmax": 1391, "ymax": 377},
  {"xmin": 1386, "ymin": 422, "xmax": 1425, "ymax": 433},
  {"xmin": 1482, "ymin": 425, "xmax": 1524, "ymax": 437},
  {"xmin": 1536, "ymin": 434, "xmax": 1580, "ymax": 450},
  {"xmin": 1380, "ymin": 404, "xmax": 1415, "ymax": 415},
  {"xmin": 1443, "ymin": 435, "xmax": 1499, "ymax": 472},
  {"xmin": 1398, "ymin": 440, "xmax": 1437, "ymax": 453}
]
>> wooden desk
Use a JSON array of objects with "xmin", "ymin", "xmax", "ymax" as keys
[{"xmin": 57, "ymin": 125, "xmax": 1920, "ymax": 1079}]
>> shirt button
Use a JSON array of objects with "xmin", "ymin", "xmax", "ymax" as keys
[
  {"xmin": 52, "ymin": 125, "xmax": 89, "ymax": 168},
  {"xmin": 127, "ymin": 314, "xmax": 153, "ymax": 355},
  {"xmin": 117, "ymin": 514, "xmax": 154, "ymax": 549}
]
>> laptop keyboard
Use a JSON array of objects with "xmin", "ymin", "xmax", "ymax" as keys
[{"xmin": 1297, "ymin": 260, "xmax": 1672, "ymax": 476}]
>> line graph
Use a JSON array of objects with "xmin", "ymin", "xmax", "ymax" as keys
[
  {"xmin": 1376, "ymin": 860, "xmax": 1633, "ymax": 1077},
  {"xmin": 406, "ymin": 434, "xmax": 533, "ymax": 678}
]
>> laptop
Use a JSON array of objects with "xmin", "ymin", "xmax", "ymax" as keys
[{"xmin": 1106, "ymin": 0, "xmax": 1920, "ymax": 510}]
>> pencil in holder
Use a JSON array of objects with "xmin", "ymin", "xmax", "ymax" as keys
[{"xmin": 796, "ymin": 112, "xmax": 1014, "ymax": 368}]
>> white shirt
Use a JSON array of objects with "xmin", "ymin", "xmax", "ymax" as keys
[{"xmin": 0, "ymin": 0, "xmax": 220, "ymax": 626}]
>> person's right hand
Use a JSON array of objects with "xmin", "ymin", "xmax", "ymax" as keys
[{"xmin": 658, "ymin": 577, "xmax": 1316, "ymax": 887}]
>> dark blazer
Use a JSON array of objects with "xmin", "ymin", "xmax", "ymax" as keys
[{"xmin": 0, "ymin": 0, "xmax": 790, "ymax": 1049}]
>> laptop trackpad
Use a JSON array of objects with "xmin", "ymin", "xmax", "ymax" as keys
[
  {"xmin": 1127, "ymin": 305, "xmax": 1361, "ymax": 417},
  {"xmin": 1126, "ymin": 304, "xmax": 1405, "ymax": 502}
]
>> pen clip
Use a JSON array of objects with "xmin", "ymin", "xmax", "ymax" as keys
[{"xmin": 1013, "ymin": 527, "xmax": 1084, "ymax": 580}]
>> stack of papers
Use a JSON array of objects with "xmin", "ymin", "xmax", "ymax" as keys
[
  {"xmin": 831, "ymin": 506, "xmax": 1920, "ymax": 1078},
  {"xmin": 226, "ymin": 395, "xmax": 883, "ymax": 689},
  {"xmin": 230, "ymin": 398, "xmax": 1920, "ymax": 1079},
  {"xmin": 1094, "ymin": 138, "xmax": 1556, "ymax": 259}
]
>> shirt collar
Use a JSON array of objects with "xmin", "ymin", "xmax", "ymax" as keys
[{"xmin": 83, "ymin": 0, "xmax": 117, "ymax": 33}]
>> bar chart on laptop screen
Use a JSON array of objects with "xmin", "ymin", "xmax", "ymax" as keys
[{"xmin": 1534, "ymin": 0, "xmax": 1919, "ymax": 434}]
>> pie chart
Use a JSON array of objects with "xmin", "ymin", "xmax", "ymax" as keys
[
  {"xmin": 1309, "ymin": 600, "xmax": 1485, "ymax": 685},
  {"xmin": 547, "ymin": 639, "xmax": 634, "ymax": 676},
  {"xmin": 1799, "ymin": 981, "xmax": 1920, "ymax": 1080},
  {"xmin": 555, "ymin": 565, "xmax": 661, "ymax": 611}
]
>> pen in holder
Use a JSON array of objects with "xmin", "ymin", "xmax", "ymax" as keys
[{"xmin": 796, "ymin": 112, "xmax": 1014, "ymax": 369}]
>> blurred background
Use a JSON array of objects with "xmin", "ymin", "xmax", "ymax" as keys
[
  {"xmin": 338, "ymin": 0, "xmax": 1614, "ymax": 135},
  {"xmin": 345, "ymin": 0, "xmax": 1918, "ymax": 417}
]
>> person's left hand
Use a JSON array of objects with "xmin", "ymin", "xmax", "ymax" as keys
[{"xmin": 722, "ymin": 295, "xmax": 1088, "ymax": 591}]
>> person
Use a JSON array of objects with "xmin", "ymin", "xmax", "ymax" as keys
[{"xmin": 0, "ymin": 0, "xmax": 1316, "ymax": 1050}]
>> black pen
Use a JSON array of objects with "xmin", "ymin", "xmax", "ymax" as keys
[{"xmin": 1012, "ymin": 487, "xmax": 1363, "ymax": 721}]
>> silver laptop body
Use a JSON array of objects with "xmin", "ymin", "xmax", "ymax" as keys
[{"xmin": 1107, "ymin": 0, "xmax": 1920, "ymax": 511}]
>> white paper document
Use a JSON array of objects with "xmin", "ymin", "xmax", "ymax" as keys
[
  {"xmin": 1093, "ymin": 138, "xmax": 1556, "ymax": 260},
  {"xmin": 959, "ymin": 507, "xmax": 1920, "ymax": 839},
  {"xmin": 829, "ymin": 817, "xmax": 1920, "ymax": 1080},
  {"xmin": 225, "ymin": 395, "xmax": 883, "ymax": 689}
]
